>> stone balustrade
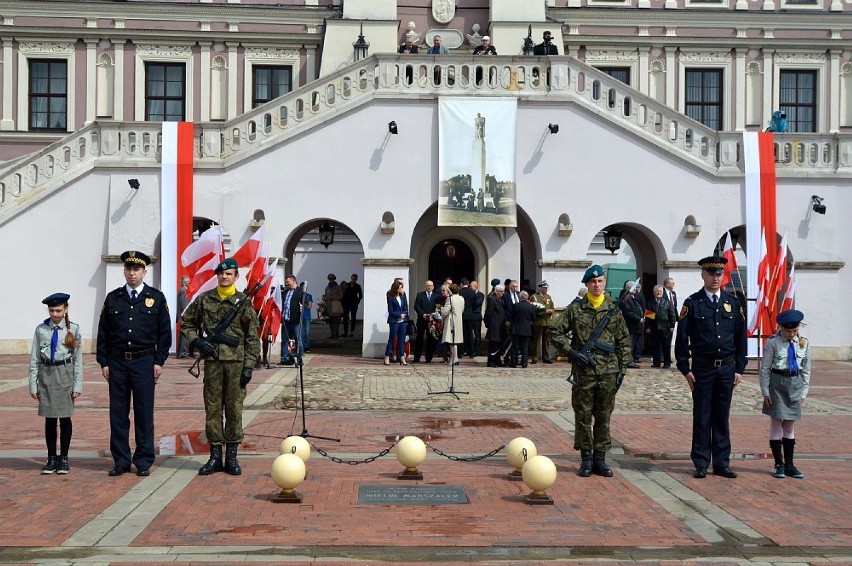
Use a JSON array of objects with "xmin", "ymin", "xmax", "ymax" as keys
[{"xmin": 1, "ymin": 54, "xmax": 849, "ymax": 226}]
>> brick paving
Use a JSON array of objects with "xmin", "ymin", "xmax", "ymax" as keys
[{"xmin": 0, "ymin": 352, "xmax": 849, "ymax": 565}]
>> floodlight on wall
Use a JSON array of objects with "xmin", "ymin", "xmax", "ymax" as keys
[
  {"xmin": 353, "ymin": 22, "xmax": 370, "ymax": 61},
  {"xmin": 388, "ymin": 121, "xmax": 398, "ymax": 135},
  {"xmin": 548, "ymin": 124, "xmax": 559, "ymax": 134},
  {"xmin": 811, "ymin": 195, "xmax": 826, "ymax": 215},
  {"xmin": 128, "ymin": 179, "xmax": 140, "ymax": 190}
]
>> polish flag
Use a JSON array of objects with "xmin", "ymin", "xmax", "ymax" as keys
[
  {"xmin": 252, "ymin": 257, "xmax": 277, "ymax": 312},
  {"xmin": 259, "ymin": 275, "xmax": 283, "ymax": 343},
  {"xmin": 767, "ymin": 230, "xmax": 788, "ymax": 321},
  {"xmin": 246, "ymin": 242, "xmax": 271, "ymax": 291},
  {"xmin": 719, "ymin": 232, "xmax": 738, "ymax": 289},
  {"xmin": 231, "ymin": 225, "xmax": 266, "ymax": 269},
  {"xmin": 748, "ymin": 229, "xmax": 771, "ymax": 336},
  {"xmin": 186, "ymin": 254, "xmax": 220, "ymax": 299},
  {"xmin": 181, "ymin": 224, "xmax": 224, "ymax": 277},
  {"xmin": 781, "ymin": 262, "xmax": 797, "ymax": 311}
]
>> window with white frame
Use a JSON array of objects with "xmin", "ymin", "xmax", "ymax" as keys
[
  {"xmin": 685, "ymin": 68, "xmax": 723, "ymax": 130},
  {"xmin": 252, "ymin": 65, "xmax": 292, "ymax": 108},
  {"xmin": 242, "ymin": 47, "xmax": 300, "ymax": 114},
  {"xmin": 779, "ymin": 70, "xmax": 817, "ymax": 133},
  {"xmin": 599, "ymin": 67, "xmax": 631, "ymax": 86},
  {"xmin": 145, "ymin": 62, "xmax": 185, "ymax": 122},
  {"xmin": 28, "ymin": 59, "xmax": 67, "ymax": 131}
]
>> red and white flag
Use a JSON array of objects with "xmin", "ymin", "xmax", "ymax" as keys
[
  {"xmin": 719, "ymin": 232, "xmax": 738, "ymax": 289},
  {"xmin": 186, "ymin": 254, "xmax": 220, "ymax": 299},
  {"xmin": 767, "ymin": 230, "xmax": 788, "ymax": 321},
  {"xmin": 246, "ymin": 242, "xmax": 271, "ymax": 290},
  {"xmin": 748, "ymin": 229, "xmax": 772, "ymax": 336},
  {"xmin": 231, "ymin": 225, "xmax": 266, "ymax": 270},
  {"xmin": 252, "ymin": 257, "xmax": 277, "ymax": 312},
  {"xmin": 181, "ymin": 224, "xmax": 224, "ymax": 277},
  {"xmin": 259, "ymin": 275, "xmax": 283, "ymax": 343},
  {"xmin": 781, "ymin": 262, "xmax": 797, "ymax": 311}
]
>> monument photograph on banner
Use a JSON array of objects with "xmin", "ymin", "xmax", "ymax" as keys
[{"xmin": 438, "ymin": 98, "xmax": 517, "ymax": 227}]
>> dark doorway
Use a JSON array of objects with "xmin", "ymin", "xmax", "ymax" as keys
[{"xmin": 429, "ymin": 239, "xmax": 475, "ymax": 284}]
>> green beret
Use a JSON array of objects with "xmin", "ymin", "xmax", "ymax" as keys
[
  {"xmin": 215, "ymin": 258, "xmax": 239, "ymax": 273},
  {"xmin": 582, "ymin": 265, "xmax": 606, "ymax": 283}
]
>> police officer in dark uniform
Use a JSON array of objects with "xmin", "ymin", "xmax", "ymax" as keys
[
  {"xmin": 675, "ymin": 256, "xmax": 747, "ymax": 479},
  {"xmin": 97, "ymin": 251, "xmax": 171, "ymax": 477}
]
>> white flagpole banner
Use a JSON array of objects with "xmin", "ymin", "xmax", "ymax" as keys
[
  {"xmin": 438, "ymin": 97, "xmax": 517, "ymax": 227},
  {"xmin": 161, "ymin": 122, "xmax": 179, "ymax": 351},
  {"xmin": 743, "ymin": 132, "xmax": 762, "ymax": 357}
]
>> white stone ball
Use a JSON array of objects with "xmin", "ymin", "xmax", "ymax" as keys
[
  {"xmin": 396, "ymin": 435, "xmax": 427, "ymax": 469},
  {"xmin": 280, "ymin": 435, "xmax": 311, "ymax": 462},
  {"xmin": 522, "ymin": 455, "xmax": 558, "ymax": 493},
  {"xmin": 506, "ymin": 437, "xmax": 537, "ymax": 471},
  {"xmin": 271, "ymin": 453, "xmax": 306, "ymax": 491}
]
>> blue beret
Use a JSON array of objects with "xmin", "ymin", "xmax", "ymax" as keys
[
  {"xmin": 121, "ymin": 250, "xmax": 150, "ymax": 267},
  {"xmin": 42, "ymin": 293, "xmax": 70, "ymax": 307},
  {"xmin": 215, "ymin": 258, "xmax": 239, "ymax": 273},
  {"xmin": 777, "ymin": 309, "xmax": 804, "ymax": 329},
  {"xmin": 582, "ymin": 265, "xmax": 605, "ymax": 283}
]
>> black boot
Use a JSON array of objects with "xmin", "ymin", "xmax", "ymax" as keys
[
  {"xmin": 770, "ymin": 439, "xmax": 785, "ymax": 478},
  {"xmin": 41, "ymin": 455, "xmax": 57, "ymax": 474},
  {"xmin": 578, "ymin": 450, "xmax": 593, "ymax": 477},
  {"xmin": 782, "ymin": 438, "xmax": 804, "ymax": 478},
  {"xmin": 199, "ymin": 444, "xmax": 224, "ymax": 475},
  {"xmin": 224, "ymin": 443, "xmax": 242, "ymax": 476},
  {"xmin": 592, "ymin": 450, "xmax": 613, "ymax": 477}
]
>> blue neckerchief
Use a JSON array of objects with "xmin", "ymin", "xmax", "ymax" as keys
[{"xmin": 787, "ymin": 340, "xmax": 799, "ymax": 375}]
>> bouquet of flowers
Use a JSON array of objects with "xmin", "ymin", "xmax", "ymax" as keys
[
  {"xmin": 428, "ymin": 313, "xmax": 443, "ymax": 341},
  {"xmin": 532, "ymin": 301, "xmax": 547, "ymax": 315}
]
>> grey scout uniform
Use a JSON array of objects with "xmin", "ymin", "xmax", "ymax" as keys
[
  {"xmin": 29, "ymin": 319, "xmax": 83, "ymax": 418},
  {"xmin": 759, "ymin": 332, "xmax": 811, "ymax": 421},
  {"xmin": 181, "ymin": 289, "xmax": 260, "ymax": 444},
  {"xmin": 548, "ymin": 296, "xmax": 631, "ymax": 451}
]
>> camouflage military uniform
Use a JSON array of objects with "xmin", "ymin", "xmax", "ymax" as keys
[
  {"xmin": 548, "ymin": 296, "xmax": 631, "ymax": 451},
  {"xmin": 181, "ymin": 290, "xmax": 259, "ymax": 444}
]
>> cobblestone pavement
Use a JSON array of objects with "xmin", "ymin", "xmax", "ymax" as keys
[{"xmin": 0, "ymin": 353, "xmax": 849, "ymax": 565}]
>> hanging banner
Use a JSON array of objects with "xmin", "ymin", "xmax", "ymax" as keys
[{"xmin": 438, "ymin": 98, "xmax": 517, "ymax": 227}]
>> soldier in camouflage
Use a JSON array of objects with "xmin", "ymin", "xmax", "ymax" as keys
[
  {"xmin": 181, "ymin": 258, "xmax": 260, "ymax": 476},
  {"xmin": 548, "ymin": 264, "xmax": 632, "ymax": 477}
]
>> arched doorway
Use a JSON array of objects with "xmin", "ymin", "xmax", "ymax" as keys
[{"xmin": 428, "ymin": 239, "xmax": 475, "ymax": 284}]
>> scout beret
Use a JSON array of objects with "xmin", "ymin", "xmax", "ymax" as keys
[
  {"xmin": 538, "ymin": 280, "xmax": 549, "ymax": 288},
  {"xmin": 698, "ymin": 255, "xmax": 727, "ymax": 275},
  {"xmin": 42, "ymin": 292, "xmax": 70, "ymax": 307},
  {"xmin": 777, "ymin": 309, "xmax": 804, "ymax": 329},
  {"xmin": 490, "ymin": 278, "xmax": 500, "ymax": 287},
  {"xmin": 582, "ymin": 265, "xmax": 605, "ymax": 283},
  {"xmin": 121, "ymin": 250, "xmax": 150, "ymax": 267},
  {"xmin": 215, "ymin": 258, "xmax": 239, "ymax": 273}
]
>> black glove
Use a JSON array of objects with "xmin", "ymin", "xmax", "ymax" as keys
[
  {"xmin": 191, "ymin": 338, "xmax": 218, "ymax": 360},
  {"xmin": 615, "ymin": 372, "xmax": 625, "ymax": 392},
  {"xmin": 567, "ymin": 349, "xmax": 594, "ymax": 368},
  {"xmin": 240, "ymin": 367, "xmax": 253, "ymax": 388}
]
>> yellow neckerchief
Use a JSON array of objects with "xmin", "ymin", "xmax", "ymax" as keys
[
  {"xmin": 587, "ymin": 292, "xmax": 606, "ymax": 310},
  {"xmin": 217, "ymin": 284, "xmax": 237, "ymax": 301}
]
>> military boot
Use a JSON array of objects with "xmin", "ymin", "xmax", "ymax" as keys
[
  {"xmin": 592, "ymin": 450, "xmax": 613, "ymax": 477},
  {"xmin": 578, "ymin": 450, "xmax": 593, "ymax": 477},
  {"xmin": 199, "ymin": 444, "xmax": 224, "ymax": 476},
  {"xmin": 224, "ymin": 443, "xmax": 242, "ymax": 475},
  {"xmin": 770, "ymin": 440, "xmax": 785, "ymax": 478}
]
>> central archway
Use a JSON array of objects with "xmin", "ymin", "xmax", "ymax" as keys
[{"xmin": 428, "ymin": 239, "xmax": 475, "ymax": 284}]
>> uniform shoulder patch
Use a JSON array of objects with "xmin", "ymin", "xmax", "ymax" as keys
[{"xmin": 679, "ymin": 305, "xmax": 688, "ymax": 320}]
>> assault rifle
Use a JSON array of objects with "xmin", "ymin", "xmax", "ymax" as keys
[{"xmin": 187, "ymin": 275, "xmax": 269, "ymax": 378}]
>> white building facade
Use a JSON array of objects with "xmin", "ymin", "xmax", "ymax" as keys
[{"xmin": 0, "ymin": 0, "xmax": 849, "ymax": 358}]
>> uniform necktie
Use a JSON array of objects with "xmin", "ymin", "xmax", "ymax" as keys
[
  {"xmin": 711, "ymin": 295, "xmax": 717, "ymax": 307},
  {"xmin": 131, "ymin": 289, "xmax": 137, "ymax": 301},
  {"xmin": 788, "ymin": 341, "xmax": 799, "ymax": 375},
  {"xmin": 50, "ymin": 325, "xmax": 60, "ymax": 362}
]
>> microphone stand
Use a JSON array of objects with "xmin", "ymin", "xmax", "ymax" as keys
[
  {"xmin": 295, "ymin": 282, "xmax": 339, "ymax": 442},
  {"xmin": 429, "ymin": 292, "xmax": 468, "ymax": 400}
]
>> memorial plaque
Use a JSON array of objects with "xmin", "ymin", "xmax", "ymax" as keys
[{"xmin": 357, "ymin": 484, "xmax": 468, "ymax": 505}]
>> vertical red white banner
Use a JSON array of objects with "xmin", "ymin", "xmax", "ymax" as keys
[{"xmin": 161, "ymin": 121, "xmax": 195, "ymax": 352}]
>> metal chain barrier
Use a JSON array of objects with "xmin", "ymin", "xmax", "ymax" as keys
[
  {"xmin": 426, "ymin": 442, "xmax": 506, "ymax": 462},
  {"xmin": 310, "ymin": 441, "xmax": 397, "ymax": 465}
]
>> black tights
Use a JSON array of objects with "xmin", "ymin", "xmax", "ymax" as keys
[{"xmin": 45, "ymin": 417, "xmax": 72, "ymax": 457}]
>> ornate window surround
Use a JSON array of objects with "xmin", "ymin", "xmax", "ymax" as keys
[
  {"xmin": 584, "ymin": 48, "xmax": 639, "ymax": 88},
  {"xmin": 242, "ymin": 47, "xmax": 301, "ymax": 115},
  {"xmin": 677, "ymin": 50, "xmax": 732, "ymax": 131},
  {"xmin": 133, "ymin": 44, "xmax": 194, "ymax": 122},
  {"xmin": 16, "ymin": 41, "xmax": 76, "ymax": 133},
  {"xmin": 772, "ymin": 51, "xmax": 826, "ymax": 131}
]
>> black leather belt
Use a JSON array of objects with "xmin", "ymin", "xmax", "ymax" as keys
[
  {"xmin": 771, "ymin": 368, "xmax": 798, "ymax": 377},
  {"xmin": 693, "ymin": 355, "xmax": 734, "ymax": 367},
  {"xmin": 42, "ymin": 357, "xmax": 72, "ymax": 367},
  {"xmin": 117, "ymin": 348, "xmax": 155, "ymax": 360}
]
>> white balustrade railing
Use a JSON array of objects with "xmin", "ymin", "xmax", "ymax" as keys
[{"xmin": 2, "ymin": 54, "xmax": 850, "ymax": 226}]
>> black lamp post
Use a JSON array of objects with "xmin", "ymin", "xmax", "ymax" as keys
[
  {"xmin": 318, "ymin": 221, "xmax": 335, "ymax": 249},
  {"xmin": 603, "ymin": 226, "xmax": 623, "ymax": 255},
  {"xmin": 353, "ymin": 23, "xmax": 370, "ymax": 61},
  {"xmin": 522, "ymin": 24, "xmax": 535, "ymax": 56}
]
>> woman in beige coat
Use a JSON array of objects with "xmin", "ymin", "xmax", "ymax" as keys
[{"xmin": 439, "ymin": 284, "xmax": 465, "ymax": 365}]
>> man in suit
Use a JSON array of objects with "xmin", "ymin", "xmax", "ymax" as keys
[
  {"xmin": 484, "ymin": 284, "xmax": 507, "ymax": 367},
  {"xmin": 509, "ymin": 291, "xmax": 536, "ymax": 368},
  {"xmin": 675, "ymin": 256, "xmax": 747, "ymax": 480},
  {"xmin": 176, "ymin": 275, "xmax": 191, "ymax": 358},
  {"xmin": 279, "ymin": 274, "xmax": 304, "ymax": 366},
  {"xmin": 533, "ymin": 30, "xmax": 559, "ymax": 55},
  {"xmin": 412, "ymin": 280, "xmax": 438, "ymax": 363},
  {"xmin": 459, "ymin": 278, "xmax": 476, "ymax": 357},
  {"xmin": 468, "ymin": 281, "xmax": 485, "ymax": 358},
  {"xmin": 647, "ymin": 284, "xmax": 677, "ymax": 368},
  {"xmin": 664, "ymin": 277, "xmax": 678, "ymax": 311},
  {"xmin": 428, "ymin": 34, "xmax": 448, "ymax": 55},
  {"xmin": 97, "ymin": 251, "xmax": 171, "ymax": 477},
  {"xmin": 502, "ymin": 280, "xmax": 521, "ymax": 366}
]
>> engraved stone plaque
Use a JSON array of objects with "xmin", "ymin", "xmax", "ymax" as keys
[{"xmin": 357, "ymin": 484, "xmax": 469, "ymax": 504}]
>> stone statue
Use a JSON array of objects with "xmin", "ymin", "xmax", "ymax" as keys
[
  {"xmin": 432, "ymin": 0, "xmax": 455, "ymax": 25},
  {"xmin": 475, "ymin": 113, "xmax": 485, "ymax": 139},
  {"xmin": 466, "ymin": 23, "xmax": 483, "ymax": 49},
  {"xmin": 405, "ymin": 21, "xmax": 421, "ymax": 45}
]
